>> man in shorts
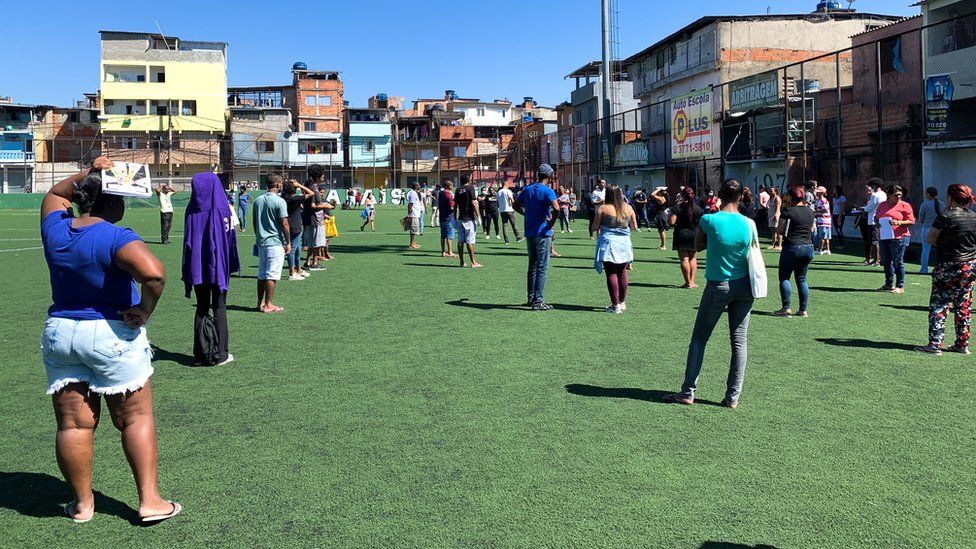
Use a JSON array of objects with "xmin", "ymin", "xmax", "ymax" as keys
[
  {"xmin": 438, "ymin": 179, "xmax": 457, "ymax": 257},
  {"xmin": 252, "ymin": 175, "xmax": 289, "ymax": 313},
  {"xmin": 454, "ymin": 176, "xmax": 481, "ymax": 268},
  {"xmin": 406, "ymin": 182, "xmax": 425, "ymax": 249}
]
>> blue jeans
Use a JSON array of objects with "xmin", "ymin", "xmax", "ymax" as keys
[
  {"xmin": 681, "ymin": 277, "xmax": 754, "ymax": 402},
  {"xmin": 779, "ymin": 244, "xmax": 814, "ymax": 311},
  {"xmin": 526, "ymin": 236, "xmax": 552, "ymax": 304},
  {"xmin": 237, "ymin": 205, "xmax": 249, "ymax": 229},
  {"xmin": 919, "ymin": 227, "xmax": 933, "ymax": 274},
  {"xmin": 880, "ymin": 237, "xmax": 909, "ymax": 288},
  {"xmin": 287, "ymin": 231, "xmax": 302, "ymax": 269}
]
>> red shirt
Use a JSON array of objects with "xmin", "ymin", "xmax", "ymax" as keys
[{"xmin": 876, "ymin": 200, "xmax": 916, "ymax": 239}]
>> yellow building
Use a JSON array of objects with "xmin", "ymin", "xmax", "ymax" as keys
[{"xmin": 98, "ymin": 31, "xmax": 227, "ymax": 182}]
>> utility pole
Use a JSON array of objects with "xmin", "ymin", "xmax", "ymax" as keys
[
  {"xmin": 167, "ymin": 99, "xmax": 173, "ymax": 188},
  {"xmin": 600, "ymin": 0, "xmax": 613, "ymax": 174}
]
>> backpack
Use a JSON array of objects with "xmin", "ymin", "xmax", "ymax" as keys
[{"xmin": 195, "ymin": 314, "xmax": 221, "ymax": 366}]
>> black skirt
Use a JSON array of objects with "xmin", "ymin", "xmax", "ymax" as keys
[{"xmin": 673, "ymin": 228, "xmax": 697, "ymax": 251}]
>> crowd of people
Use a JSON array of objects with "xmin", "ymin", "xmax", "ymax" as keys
[{"xmin": 35, "ymin": 153, "xmax": 976, "ymax": 522}]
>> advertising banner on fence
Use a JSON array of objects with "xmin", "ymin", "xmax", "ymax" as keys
[
  {"xmin": 671, "ymin": 89, "xmax": 713, "ymax": 160},
  {"xmin": 614, "ymin": 141, "xmax": 649, "ymax": 167},
  {"xmin": 925, "ymin": 74, "xmax": 954, "ymax": 136},
  {"xmin": 729, "ymin": 72, "xmax": 779, "ymax": 112}
]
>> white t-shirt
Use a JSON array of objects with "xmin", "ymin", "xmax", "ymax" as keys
[
  {"xmin": 832, "ymin": 195, "xmax": 847, "ymax": 215},
  {"xmin": 158, "ymin": 190, "xmax": 175, "ymax": 213},
  {"xmin": 864, "ymin": 190, "xmax": 887, "ymax": 225},
  {"xmin": 591, "ymin": 188, "xmax": 606, "ymax": 205},
  {"xmin": 497, "ymin": 188, "xmax": 514, "ymax": 213},
  {"xmin": 406, "ymin": 189, "xmax": 424, "ymax": 218}
]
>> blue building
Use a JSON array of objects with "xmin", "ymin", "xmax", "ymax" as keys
[
  {"xmin": 345, "ymin": 108, "xmax": 391, "ymax": 188},
  {"xmin": 0, "ymin": 103, "xmax": 37, "ymax": 193}
]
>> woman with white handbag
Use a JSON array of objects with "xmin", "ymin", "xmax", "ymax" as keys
[{"xmin": 665, "ymin": 179, "xmax": 762, "ymax": 410}]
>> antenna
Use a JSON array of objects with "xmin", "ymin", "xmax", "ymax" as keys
[
  {"xmin": 847, "ymin": 0, "xmax": 856, "ymax": 10},
  {"xmin": 767, "ymin": 5, "xmax": 772, "ymax": 14},
  {"xmin": 154, "ymin": 21, "xmax": 171, "ymax": 49}
]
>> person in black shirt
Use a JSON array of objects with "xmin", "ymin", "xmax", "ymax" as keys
[
  {"xmin": 669, "ymin": 187, "xmax": 703, "ymax": 288},
  {"xmin": 773, "ymin": 185, "xmax": 816, "ymax": 318},
  {"xmin": 483, "ymin": 184, "xmax": 500, "ymax": 239},
  {"xmin": 281, "ymin": 180, "xmax": 313, "ymax": 280},
  {"xmin": 917, "ymin": 184, "xmax": 976, "ymax": 355},
  {"xmin": 453, "ymin": 176, "xmax": 481, "ymax": 268}
]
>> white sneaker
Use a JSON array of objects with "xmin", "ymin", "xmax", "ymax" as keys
[
  {"xmin": 568, "ymin": 229, "xmax": 573, "ymax": 233},
  {"xmin": 826, "ymin": 251, "xmax": 831, "ymax": 255},
  {"xmin": 619, "ymin": 302, "xmax": 627, "ymax": 311},
  {"xmin": 605, "ymin": 305, "xmax": 622, "ymax": 314},
  {"xmin": 300, "ymin": 271, "xmax": 311, "ymax": 278},
  {"xmin": 560, "ymin": 230, "xmax": 565, "ymax": 233},
  {"xmin": 289, "ymin": 274, "xmax": 304, "ymax": 281},
  {"xmin": 217, "ymin": 354, "xmax": 234, "ymax": 366}
]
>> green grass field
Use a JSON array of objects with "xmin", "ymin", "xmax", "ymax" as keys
[{"xmin": 0, "ymin": 205, "xmax": 973, "ymax": 548}]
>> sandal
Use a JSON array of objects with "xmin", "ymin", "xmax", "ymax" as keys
[
  {"xmin": 64, "ymin": 500, "xmax": 93, "ymax": 524},
  {"xmin": 141, "ymin": 501, "xmax": 183, "ymax": 523},
  {"xmin": 663, "ymin": 393, "xmax": 694, "ymax": 405}
]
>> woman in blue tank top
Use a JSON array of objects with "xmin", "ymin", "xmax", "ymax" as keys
[{"xmin": 40, "ymin": 157, "xmax": 181, "ymax": 523}]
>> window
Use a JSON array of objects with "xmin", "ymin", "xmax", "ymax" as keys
[
  {"xmin": 420, "ymin": 149, "xmax": 435, "ymax": 160},
  {"xmin": 305, "ymin": 96, "xmax": 317, "ymax": 107},
  {"xmin": 151, "ymin": 100, "xmax": 170, "ymax": 115},
  {"xmin": 104, "ymin": 65, "xmax": 145, "ymax": 83},
  {"xmin": 181, "ymin": 100, "xmax": 197, "ymax": 116},
  {"xmin": 453, "ymin": 146, "xmax": 467, "ymax": 158},
  {"xmin": 477, "ymin": 107, "xmax": 486, "ymax": 117},
  {"xmin": 67, "ymin": 112, "xmax": 79, "ymax": 123},
  {"xmin": 151, "ymin": 37, "xmax": 176, "ymax": 50},
  {"xmin": 501, "ymin": 109, "xmax": 507, "ymax": 119},
  {"xmin": 256, "ymin": 140, "xmax": 275, "ymax": 153},
  {"xmin": 363, "ymin": 140, "xmax": 375, "ymax": 153},
  {"xmin": 300, "ymin": 139, "xmax": 338, "ymax": 155},
  {"xmin": 150, "ymin": 66, "xmax": 165, "ymax": 83},
  {"xmin": 318, "ymin": 95, "xmax": 332, "ymax": 107},
  {"xmin": 303, "ymin": 121, "xmax": 317, "ymax": 132},
  {"xmin": 120, "ymin": 137, "xmax": 138, "ymax": 150},
  {"xmin": 880, "ymin": 36, "xmax": 901, "ymax": 74},
  {"xmin": 402, "ymin": 148, "xmax": 416, "ymax": 161}
]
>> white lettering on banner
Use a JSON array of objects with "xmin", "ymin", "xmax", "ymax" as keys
[
  {"xmin": 378, "ymin": 189, "xmax": 388, "ymax": 205},
  {"xmin": 729, "ymin": 72, "xmax": 780, "ymax": 112},
  {"xmin": 390, "ymin": 188, "xmax": 405, "ymax": 205},
  {"xmin": 325, "ymin": 189, "xmax": 341, "ymax": 204},
  {"xmin": 671, "ymin": 89, "xmax": 713, "ymax": 160},
  {"xmin": 614, "ymin": 141, "xmax": 649, "ymax": 167}
]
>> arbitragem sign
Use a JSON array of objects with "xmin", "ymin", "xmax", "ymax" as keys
[{"xmin": 729, "ymin": 72, "xmax": 779, "ymax": 112}]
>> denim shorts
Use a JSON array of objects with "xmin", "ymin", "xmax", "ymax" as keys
[
  {"xmin": 440, "ymin": 219, "xmax": 456, "ymax": 239},
  {"xmin": 258, "ymin": 245, "xmax": 285, "ymax": 280},
  {"xmin": 42, "ymin": 317, "xmax": 153, "ymax": 395},
  {"xmin": 817, "ymin": 225, "xmax": 832, "ymax": 241}
]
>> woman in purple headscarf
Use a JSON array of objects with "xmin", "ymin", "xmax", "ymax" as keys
[{"xmin": 182, "ymin": 172, "xmax": 240, "ymax": 366}]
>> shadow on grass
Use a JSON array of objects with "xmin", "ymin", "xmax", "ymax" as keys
[
  {"xmin": 0, "ymin": 471, "xmax": 137, "ymax": 523},
  {"xmin": 700, "ymin": 543, "xmax": 780, "ymax": 549},
  {"xmin": 810, "ymin": 286, "xmax": 880, "ymax": 293},
  {"xmin": 815, "ymin": 338, "xmax": 916, "ymax": 351},
  {"xmin": 446, "ymin": 299, "xmax": 603, "ymax": 312},
  {"xmin": 629, "ymin": 282, "xmax": 682, "ymax": 289},
  {"xmin": 404, "ymin": 263, "xmax": 466, "ymax": 269},
  {"xmin": 565, "ymin": 384, "xmax": 724, "ymax": 407},
  {"xmin": 878, "ymin": 303, "xmax": 929, "ymax": 312},
  {"xmin": 150, "ymin": 345, "xmax": 197, "ymax": 367},
  {"xmin": 226, "ymin": 304, "xmax": 259, "ymax": 312}
]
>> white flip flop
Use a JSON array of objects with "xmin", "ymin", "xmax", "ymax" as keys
[
  {"xmin": 64, "ymin": 500, "xmax": 93, "ymax": 523},
  {"xmin": 141, "ymin": 501, "xmax": 182, "ymax": 523}
]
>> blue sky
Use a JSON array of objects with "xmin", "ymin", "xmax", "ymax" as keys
[{"xmin": 0, "ymin": 0, "xmax": 917, "ymax": 109}]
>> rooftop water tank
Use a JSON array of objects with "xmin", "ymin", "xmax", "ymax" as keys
[
  {"xmin": 377, "ymin": 93, "xmax": 388, "ymax": 101},
  {"xmin": 292, "ymin": 61, "xmax": 308, "ymax": 71},
  {"xmin": 523, "ymin": 96, "xmax": 534, "ymax": 104},
  {"xmin": 816, "ymin": 1, "xmax": 842, "ymax": 11}
]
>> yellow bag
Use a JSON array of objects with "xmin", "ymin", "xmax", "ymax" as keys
[{"xmin": 324, "ymin": 216, "xmax": 340, "ymax": 238}]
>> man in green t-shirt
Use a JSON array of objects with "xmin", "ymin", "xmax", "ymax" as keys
[{"xmin": 252, "ymin": 175, "xmax": 290, "ymax": 313}]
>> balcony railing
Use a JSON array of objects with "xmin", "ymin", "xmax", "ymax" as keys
[{"xmin": 0, "ymin": 150, "xmax": 34, "ymax": 163}]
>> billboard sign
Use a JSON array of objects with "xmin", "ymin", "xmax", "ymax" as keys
[{"xmin": 671, "ymin": 89, "xmax": 713, "ymax": 160}]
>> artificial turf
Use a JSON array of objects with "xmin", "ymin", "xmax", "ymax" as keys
[{"xmin": 0, "ymin": 205, "xmax": 973, "ymax": 548}]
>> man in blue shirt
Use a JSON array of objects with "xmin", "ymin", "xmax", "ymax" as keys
[{"xmin": 514, "ymin": 164, "xmax": 560, "ymax": 311}]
